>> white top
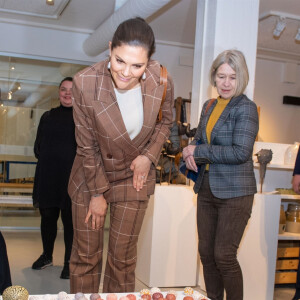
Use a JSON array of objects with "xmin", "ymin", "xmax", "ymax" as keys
[{"xmin": 114, "ymin": 85, "xmax": 144, "ymax": 140}]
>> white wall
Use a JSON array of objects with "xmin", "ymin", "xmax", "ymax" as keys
[
  {"xmin": 254, "ymin": 58, "xmax": 300, "ymax": 144},
  {"xmin": 154, "ymin": 43, "xmax": 194, "ymax": 100}
]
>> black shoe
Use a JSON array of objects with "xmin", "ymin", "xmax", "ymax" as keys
[
  {"xmin": 60, "ymin": 263, "xmax": 70, "ymax": 279},
  {"xmin": 32, "ymin": 254, "xmax": 53, "ymax": 270},
  {"xmin": 292, "ymin": 293, "xmax": 300, "ymax": 300},
  {"xmin": 292, "ymin": 290, "xmax": 300, "ymax": 300}
]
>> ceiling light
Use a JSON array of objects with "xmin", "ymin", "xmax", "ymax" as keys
[
  {"xmin": 7, "ymin": 91, "xmax": 12, "ymax": 100},
  {"xmin": 295, "ymin": 27, "xmax": 300, "ymax": 42},
  {"xmin": 46, "ymin": 0, "xmax": 54, "ymax": 5},
  {"xmin": 273, "ymin": 17, "xmax": 286, "ymax": 38},
  {"xmin": 16, "ymin": 83, "xmax": 21, "ymax": 90}
]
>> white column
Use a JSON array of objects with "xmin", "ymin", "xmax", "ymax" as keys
[
  {"xmin": 191, "ymin": 0, "xmax": 260, "ymax": 127},
  {"xmin": 192, "ymin": 0, "xmax": 262, "ymax": 295}
]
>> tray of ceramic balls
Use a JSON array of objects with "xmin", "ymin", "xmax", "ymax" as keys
[{"xmin": 1, "ymin": 286, "xmax": 210, "ymax": 300}]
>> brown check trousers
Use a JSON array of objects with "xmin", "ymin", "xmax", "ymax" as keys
[{"xmin": 70, "ymin": 198, "xmax": 148, "ymax": 293}]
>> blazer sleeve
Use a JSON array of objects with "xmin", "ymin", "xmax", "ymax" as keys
[
  {"xmin": 141, "ymin": 76, "xmax": 174, "ymax": 166},
  {"xmin": 72, "ymin": 75, "xmax": 110, "ymax": 196},
  {"xmin": 190, "ymin": 100, "xmax": 209, "ymax": 146},
  {"xmin": 194, "ymin": 99, "xmax": 259, "ymax": 164},
  {"xmin": 34, "ymin": 111, "xmax": 49, "ymax": 159},
  {"xmin": 294, "ymin": 149, "xmax": 300, "ymax": 175}
]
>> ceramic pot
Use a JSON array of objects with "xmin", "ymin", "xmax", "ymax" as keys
[
  {"xmin": 284, "ymin": 142, "xmax": 299, "ymax": 165},
  {"xmin": 286, "ymin": 203, "xmax": 300, "ymax": 233}
]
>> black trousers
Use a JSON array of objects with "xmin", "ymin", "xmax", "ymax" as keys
[
  {"xmin": 39, "ymin": 206, "xmax": 73, "ymax": 263},
  {"xmin": 0, "ymin": 231, "xmax": 12, "ymax": 294}
]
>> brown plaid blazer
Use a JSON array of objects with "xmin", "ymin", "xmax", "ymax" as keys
[{"xmin": 68, "ymin": 59, "xmax": 174, "ymax": 203}]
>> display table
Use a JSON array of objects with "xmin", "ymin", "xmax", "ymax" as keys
[
  {"xmin": 136, "ymin": 184, "xmax": 198, "ymax": 287},
  {"xmin": 239, "ymin": 193, "xmax": 280, "ymax": 299},
  {"xmin": 0, "ymin": 291, "xmax": 210, "ymax": 300}
]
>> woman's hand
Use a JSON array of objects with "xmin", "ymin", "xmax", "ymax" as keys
[
  {"xmin": 182, "ymin": 145, "xmax": 198, "ymax": 172},
  {"xmin": 293, "ymin": 174, "xmax": 300, "ymax": 194},
  {"xmin": 85, "ymin": 194, "xmax": 108, "ymax": 230},
  {"xmin": 130, "ymin": 155, "xmax": 151, "ymax": 191}
]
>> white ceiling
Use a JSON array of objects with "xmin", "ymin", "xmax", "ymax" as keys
[
  {"xmin": 258, "ymin": 0, "xmax": 300, "ymax": 60},
  {"xmin": 0, "ymin": 0, "xmax": 299, "ymax": 107},
  {"xmin": 0, "ymin": 0, "xmax": 299, "ymax": 55}
]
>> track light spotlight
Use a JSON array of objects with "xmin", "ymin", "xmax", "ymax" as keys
[
  {"xmin": 295, "ymin": 27, "xmax": 300, "ymax": 42},
  {"xmin": 273, "ymin": 17, "xmax": 286, "ymax": 38},
  {"xmin": 46, "ymin": 0, "xmax": 54, "ymax": 5}
]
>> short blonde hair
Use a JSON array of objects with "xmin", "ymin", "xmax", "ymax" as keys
[{"xmin": 209, "ymin": 49, "xmax": 249, "ymax": 97}]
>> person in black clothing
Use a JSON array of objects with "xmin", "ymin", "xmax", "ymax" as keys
[
  {"xmin": 0, "ymin": 231, "xmax": 12, "ymax": 294},
  {"xmin": 292, "ymin": 149, "xmax": 300, "ymax": 300},
  {"xmin": 32, "ymin": 77, "xmax": 76, "ymax": 280}
]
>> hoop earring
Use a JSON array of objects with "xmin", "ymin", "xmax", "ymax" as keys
[
  {"xmin": 142, "ymin": 72, "xmax": 146, "ymax": 80},
  {"xmin": 107, "ymin": 61, "xmax": 111, "ymax": 70}
]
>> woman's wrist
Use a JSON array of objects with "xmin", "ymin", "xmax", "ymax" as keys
[{"xmin": 141, "ymin": 154, "xmax": 151, "ymax": 161}]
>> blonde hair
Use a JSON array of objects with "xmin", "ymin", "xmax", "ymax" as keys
[{"xmin": 209, "ymin": 49, "xmax": 249, "ymax": 97}]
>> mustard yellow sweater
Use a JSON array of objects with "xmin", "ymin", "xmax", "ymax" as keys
[{"xmin": 205, "ymin": 97, "xmax": 230, "ymax": 170}]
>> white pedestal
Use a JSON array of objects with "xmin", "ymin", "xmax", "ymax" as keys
[
  {"xmin": 239, "ymin": 193, "xmax": 280, "ymax": 300},
  {"xmin": 136, "ymin": 184, "xmax": 198, "ymax": 287}
]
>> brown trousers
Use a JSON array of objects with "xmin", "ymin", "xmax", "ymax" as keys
[
  {"xmin": 70, "ymin": 199, "xmax": 148, "ymax": 293},
  {"xmin": 197, "ymin": 173, "xmax": 254, "ymax": 300}
]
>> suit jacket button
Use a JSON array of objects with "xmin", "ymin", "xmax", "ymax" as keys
[{"xmin": 107, "ymin": 154, "xmax": 113, "ymax": 159}]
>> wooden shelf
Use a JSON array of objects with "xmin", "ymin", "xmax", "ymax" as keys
[
  {"xmin": 279, "ymin": 232, "xmax": 300, "ymax": 240},
  {"xmin": 0, "ymin": 195, "xmax": 33, "ymax": 207},
  {"xmin": 280, "ymin": 194, "xmax": 300, "ymax": 200},
  {"xmin": 257, "ymin": 192, "xmax": 300, "ymax": 200},
  {"xmin": 0, "ymin": 183, "xmax": 33, "ymax": 189},
  {"xmin": 254, "ymin": 162, "xmax": 294, "ymax": 170}
]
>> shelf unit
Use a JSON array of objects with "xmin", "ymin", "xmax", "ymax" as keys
[
  {"xmin": 250, "ymin": 142, "xmax": 299, "ymax": 291},
  {"xmin": 279, "ymin": 194, "xmax": 300, "ymax": 240}
]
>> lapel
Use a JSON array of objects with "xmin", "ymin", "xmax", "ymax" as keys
[
  {"xmin": 201, "ymin": 100, "xmax": 217, "ymax": 144},
  {"xmin": 91, "ymin": 60, "xmax": 164, "ymax": 156},
  {"xmin": 131, "ymin": 66, "xmax": 165, "ymax": 147},
  {"xmin": 91, "ymin": 61, "xmax": 139, "ymax": 157},
  {"xmin": 209, "ymin": 95, "xmax": 243, "ymax": 143}
]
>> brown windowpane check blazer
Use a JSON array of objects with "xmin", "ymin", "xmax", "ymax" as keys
[{"xmin": 68, "ymin": 59, "xmax": 174, "ymax": 203}]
